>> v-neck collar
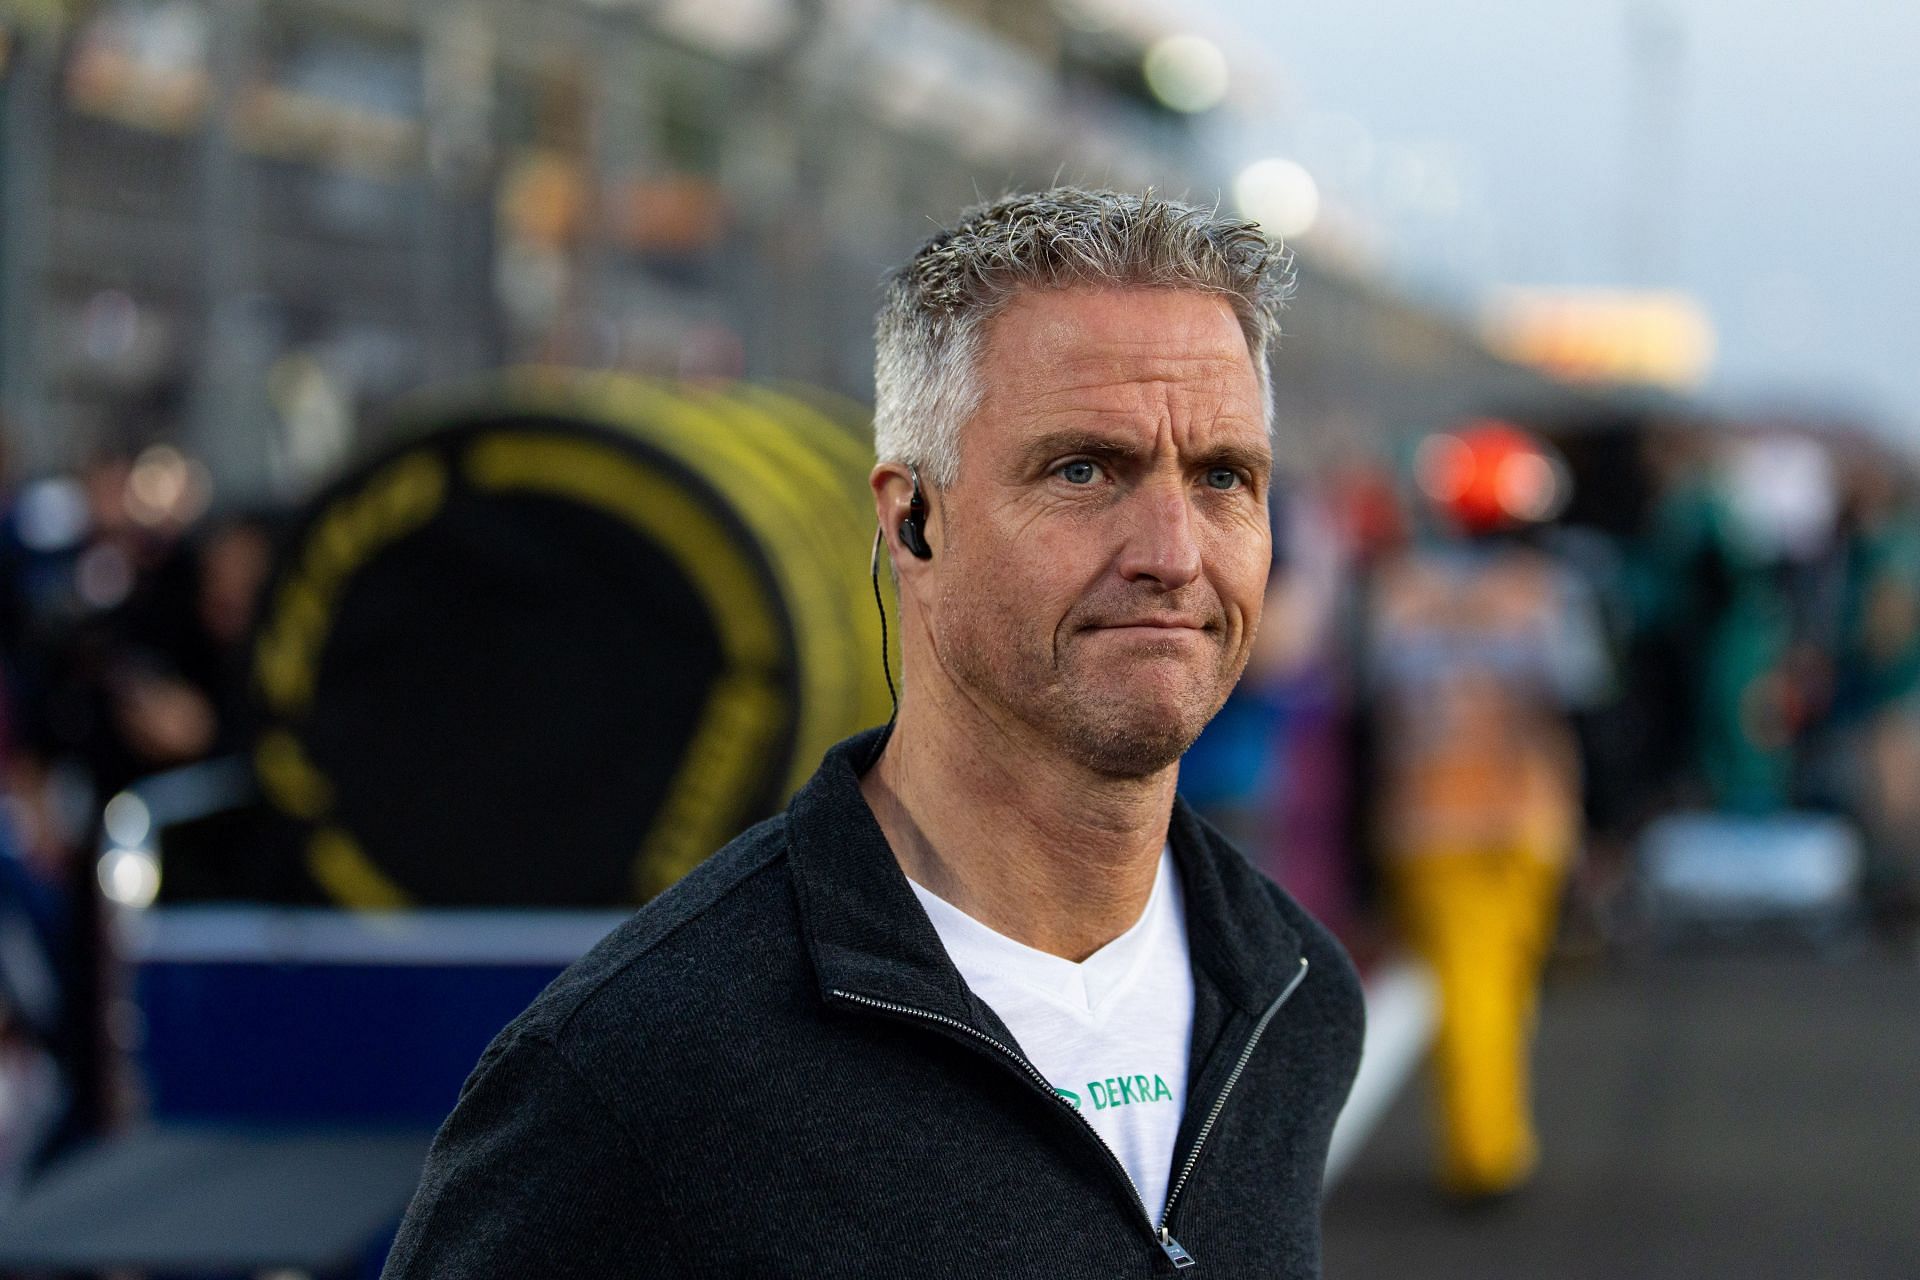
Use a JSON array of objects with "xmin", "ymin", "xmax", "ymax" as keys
[
  {"xmin": 903, "ymin": 845, "xmax": 1178, "ymax": 1020},
  {"xmin": 787, "ymin": 727, "xmax": 1306, "ymax": 1031}
]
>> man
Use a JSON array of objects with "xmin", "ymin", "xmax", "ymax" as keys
[{"xmin": 383, "ymin": 188, "xmax": 1364, "ymax": 1278}]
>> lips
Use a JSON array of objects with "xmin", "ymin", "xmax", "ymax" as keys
[{"xmin": 1085, "ymin": 617, "xmax": 1212, "ymax": 632}]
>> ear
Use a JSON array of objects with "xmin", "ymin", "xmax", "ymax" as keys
[{"xmin": 870, "ymin": 463, "xmax": 930, "ymax": 575}]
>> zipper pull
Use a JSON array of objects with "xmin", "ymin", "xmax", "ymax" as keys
[{"xmin": 1158, "ymin": 1227, "xmax": 1196, "ymax": 1269}]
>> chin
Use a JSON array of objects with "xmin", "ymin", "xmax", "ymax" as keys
[{"xmin": 1059, "ymin": 698, "xmax": 1211, "ymax": 779}]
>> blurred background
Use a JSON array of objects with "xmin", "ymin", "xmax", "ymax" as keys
[{"xmin": 0, "ymin": 0, "xmax": 1907, "ymax": 1275}]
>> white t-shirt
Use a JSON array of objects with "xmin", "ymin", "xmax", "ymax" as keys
[{"xmin": 906, "ymin": 846, "xmax": 1195, "ymax": 1220}]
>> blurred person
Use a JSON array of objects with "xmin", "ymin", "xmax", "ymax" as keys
[
  {"xmin": 1560, "ymin": 426, "xmax": 1711, "ymax": 825},
  {"xmin": 1662, "ymin": 434, "xmax": 1838, "ymax": 814},
  {"xmin": 1367, "ymin": 422, "xmax": 1607, "ymax": 1202},
  {"xmin": 1329, "ymin": 457, "xmax": 1415, "ymax": 953},
  {"xmin": 1826, "ymin": 459, "xmax": 1920, "ymax": 924},
  {"xmin": 0, "ymin": 455, "xmax": 260, "ymax": 1153},
  {"xmin": 0, "ymin": 446, "xmax": 161, "ymax": 1154},
  {"xmin": 13, "ymin": 507, "xmax": 273, "ymax": 810},
  {"xmin": 103, "ymin": 509, "xmax": 277, "ymax": 778},
  {"xmin": 1537, "ymin": 422, "xmax": 1695, "ymax": 936},
  {"xmin": 1, "ymin": 447, "xmax": 187, "ymax": 802},
  {"xmin": 384, "ymin": 189, "xmax": 1364, "ymax": 1278}
]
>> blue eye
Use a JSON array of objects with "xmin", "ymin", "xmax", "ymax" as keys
[
  {"xmin": 1059, "ymin": 460, "xmax": 1099, "ymax": 485},
  {"xmin": 1205, "ymin": 467, "xmax": 1241, "ymax": 491}
]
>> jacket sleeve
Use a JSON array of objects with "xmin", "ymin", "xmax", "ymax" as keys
[{"xmin": 382, "ymin": 1030, "xmax": 646, "ymax": 1278}]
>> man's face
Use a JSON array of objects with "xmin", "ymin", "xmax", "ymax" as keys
[{"xmin": 923, "ymin": 286, "xmax": 1273, "ymax": 778}]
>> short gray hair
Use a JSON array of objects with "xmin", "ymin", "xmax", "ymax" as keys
[{"xmin": 873, "ymin": 187, "xmax": 1294, "ymax": 486}]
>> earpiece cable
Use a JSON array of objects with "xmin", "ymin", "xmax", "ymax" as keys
[{"xmin": 870, "ymin": 524, "xmax": 900, "ymax": 720}]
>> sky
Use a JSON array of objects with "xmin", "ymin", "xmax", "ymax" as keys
[{"xmin": 1210, "ymin": 0, "xmax": 1920, "ymax": 441}]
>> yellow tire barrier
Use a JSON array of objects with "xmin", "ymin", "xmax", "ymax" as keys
[{"xmin": 249, "ymin": 371, "xmax": 894, "ymax": 909}]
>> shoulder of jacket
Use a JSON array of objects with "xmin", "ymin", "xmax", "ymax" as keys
[
  {"xmin": 507, "ymin": 812, "xmax": 795, "ymax": 1045},
  {"xmin": 1259, "ymin": 882, "xmax": 1368, "ymax": 1073},
  {"xmin": 1184, "ymin": 805, "xmax": 1367, "ymax": 1029}
]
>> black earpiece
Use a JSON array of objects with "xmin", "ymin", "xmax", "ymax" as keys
[{"xmin": 899, "ymin": 465, "xmax": 933, "ymax": 560}]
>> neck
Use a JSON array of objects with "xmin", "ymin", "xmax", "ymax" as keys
[{"xmin": 859, "ymin": 685, "xmax": 1177, "ymax": 962}]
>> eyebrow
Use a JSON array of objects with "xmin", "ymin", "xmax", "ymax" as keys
[
  {"xmin": 1196, "ymin": 441, "xmax": 1275, "ymax": 479},
  {"xmin": 1017, "ymin": 429, "xmax": 1147, "ymax": 472},
  {"xmin": 1016, "ymin": 429, "xmax": 1273, "ymax": 481}
]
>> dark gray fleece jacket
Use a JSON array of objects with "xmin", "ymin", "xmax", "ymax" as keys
[{"xmin": 382, "ymin": 728, "xmax": 1365, "ymax": 1278}]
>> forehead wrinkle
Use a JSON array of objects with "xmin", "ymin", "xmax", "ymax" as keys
[
  {"xmin": 1014, "ymin": 374, "xmax": 1264, "ymax": 438},
  {"xmin": 1008, "ymin": 336, "xmax": 1261, "ymax": 412},
  {"xmin": 1035, "ymin": 341, "xmax": 1256, "ymax": 381},
  {"xmin": 1008, "ymin": 342, "xmax": 1261, "ymax": 399}
]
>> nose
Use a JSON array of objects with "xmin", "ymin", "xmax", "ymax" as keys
[{"xmin": 1116, "ymin": 478, "xmax": 1202, "ymax": 590}]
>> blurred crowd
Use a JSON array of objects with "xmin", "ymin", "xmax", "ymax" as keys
[
  {"xmin": 1190, "ymin": 415, "xmax": 1920, "ymax": 939},
  {"xmin": 1185, "ymin": 413, "xmax": 1920, "ymax": 1197},
  {"xmin": 0, "ymin": 434, "xmax": 276, "ymax": 1194}
]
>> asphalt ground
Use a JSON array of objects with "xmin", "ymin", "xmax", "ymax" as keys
[{"xmin": 1323, "ymin": 947, "xmax": 1920, "ymax": 1279}]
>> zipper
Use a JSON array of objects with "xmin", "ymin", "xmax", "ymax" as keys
[
  {"xmin": 831, "ymin": 954, "xmax": 1308, "ymax": 1273},
  {"xmin": 1157, "ymin": 957, "xmax": 1310, "ymax": 1238}
]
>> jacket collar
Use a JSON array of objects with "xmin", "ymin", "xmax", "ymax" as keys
[{"xmin": 787, "ymin": 727, "xmax": 1305, "ymax": 1024}]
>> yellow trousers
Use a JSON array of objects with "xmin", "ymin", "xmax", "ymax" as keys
[{"xmin": 1388, "ymin": 848, "xmax": 1564, "ymax": 1197}]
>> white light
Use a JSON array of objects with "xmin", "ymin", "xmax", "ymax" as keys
[
  {"xmin": 15, "ymin": 478, "xmax": 88, "ymax": 553},
  {"xmin": 127, "ymin": 444, "xmax": 190, "ymax": 524},
  {"xmin": 1234, "ymin": 158, "xmax": 1321, "ymax": 239},
  {"xmin": 103, "ymin": 792, "xmax": 152, "ymax": 849},
  {"xmin": 653, "ymin": 0, "xmax": 796, "ymax": 59},
  {"xmin": 1143, "ymin": 35, "xmax": 1229, "ymax": 114},
  {"xmin": 1495, "ymin": 452, "xmax": 1565, "ymax": 522},
  {"xmin": 99, "ymin": 846, "xmax": 161, "ymax": 910}
]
